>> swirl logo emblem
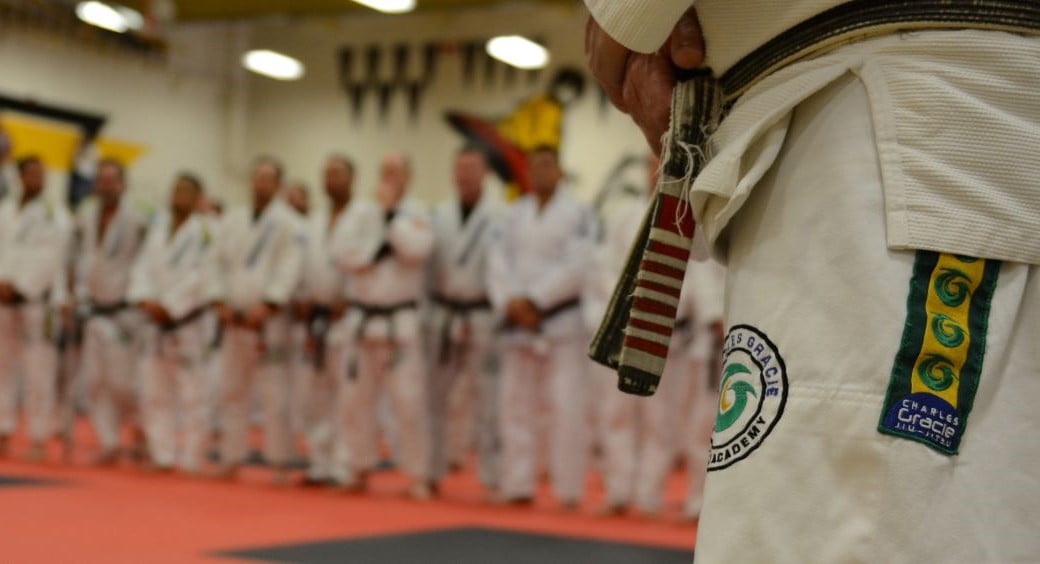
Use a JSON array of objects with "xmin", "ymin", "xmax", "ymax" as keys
[
  {"xmin": 878, "ymin": 252, "xmax": 1001, "ymax": 455},
  {"xmin": 708, "ymin": 325, "xmax": 788, "ymax": 471}
]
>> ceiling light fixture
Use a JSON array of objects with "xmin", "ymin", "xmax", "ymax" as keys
[
  {"xmin": 486, "ymin": 35, "xmax": 550, "ymax": 70},
  {"xmin": 76, "ymin": 1, "xmax": 139, "ymax": 33},
  {"xmin": 242, "ymin": 49, "xmax": 306, "ymax": 81},
  {"xmin": 351, "ymin": 0, "xmax": 417, "ymax": 14}
]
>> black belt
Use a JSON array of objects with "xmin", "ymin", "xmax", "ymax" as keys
[
  {"xmin": 432, "ymin": 294, "xmax": 492, "ymax": 365},
  {"xmin": 159, "ymin": 305, "xmax": 209, "ymax": 333},
  {"xmin": 308, "ymin": 305, "xmax": 345, "ymax": 370},
  {"xmin": 345, "ymin": 300, "xmax": 418, "ymax": 381},
  {"xmin": 501, "ymin": 297, "xmax": 580, "ymax": 334},
  {"xmin": 351, "ymin": 300, "xmax": 418, "ymax": 343},
  {"xmin": 7, "ymin": 290, "xmax": 50, "ymax": 307},
  {"xmin": 431, "ymin": 294, "xmax": 492, "ymax": 312},
  {"xmin": 539, "ymin": 298, "xmax": 580, "ymax": 322},
  {"xmin": 90, "ymin": 301, "xmax": 128, "ymax": 317},
  {"xmin": 211, "ymin": 307, "xmax": 272, "ymax": 348}
]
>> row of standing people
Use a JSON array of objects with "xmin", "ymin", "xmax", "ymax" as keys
[{"xmin": 0, "ymin": 147, "xmax": 724, "ymax": 517}]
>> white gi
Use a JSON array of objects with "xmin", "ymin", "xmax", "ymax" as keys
[
  {"xmin": 0, "ymin": 197, "xmax": 71, "ymax": 443},
  {"xmin": 129, "ymin": 213, "xmax": 214, "ymax": 472},
  {"xmin": 427, "ymin": 193, "xmax": 504, "ymax": 485},
  {"xmin": 212, "ymin": 199, "xmax": 303, "ymax": 469},
  {"xmin": 488, "ymin": 188, "xmax": 595, "ymax": 503},
  {"xmin": 587, "ymin": 1, "xmax": 1040, "ymax": 561},
  {"xmin": 294, "ymin": 206, "xmax": 352, "ymax": 483},
  {"xmin": 332, "ymin": 197, "xmax": 434, "ymax": 483},
  {"xmin": 75, "ymin": 199, "xmax": 146, "ymax": 454}
]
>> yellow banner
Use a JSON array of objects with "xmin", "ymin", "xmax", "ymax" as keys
[{"xmin": 0, "ymin": 113, "xmax": 147, "ymax": 171}]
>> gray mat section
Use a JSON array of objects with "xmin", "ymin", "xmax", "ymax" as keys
[
  {"xmin": 0, "ymin": 475, "xmax": 55, "ymax": 487},
  {"xmin": 219, "ymin": 526, "xmax": 694, "ymax": 564}
]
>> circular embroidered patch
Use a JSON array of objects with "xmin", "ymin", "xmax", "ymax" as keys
[{"xmin": 708, "ymin": 324, "xmax": 788, "ymax": 471}]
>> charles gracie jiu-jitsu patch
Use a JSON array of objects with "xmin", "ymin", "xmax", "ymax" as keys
[
  {"xmin": 708, "ymin": 324, "xmax": 788, "ymax": 471},
  {"xmin": 878, "ymin": 252, "xmax": 1000, "ymax": 455}
]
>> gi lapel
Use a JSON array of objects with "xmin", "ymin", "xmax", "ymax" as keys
[
  {"xmin": 455, "ymin": 201, "xmax": 490, "ymax": 267},
  {"xmin": 245, "ymin": 213, "xmax": 277, "ymax": 269}
]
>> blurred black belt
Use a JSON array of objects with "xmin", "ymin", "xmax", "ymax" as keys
[
  {"xmin": 537, "ymin": 298, "xmax": 580, "ymax": 324},
  {"xmin": 432, "ymin": 294, "xmax": 491, "ymax": 365},
  {"xmin": 308, "ymin": 304, "xmax": 346, "ymax": 370},
  {"xmin": 159, "ymin": 305, "xmax": 209, "ymax": 333},
  {"xmin": 6, "ymin": 290, "xmax": 50, "ymax": 307},
  {"xmin": 501, "ymin": 297, "xmax": 580, "ymax": 334},
  {"xmin": 89, "ymin": 300, "xmax": 128, "ymax": 317},
  {"xmin": 431, "ymin": 294, "xmax": 491, "ymax": 312},
  {"xmin": 351, "ymin": 300, "xmax": 418, "ymax": 343}
]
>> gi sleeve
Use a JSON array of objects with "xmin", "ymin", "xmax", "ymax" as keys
[
  {"xmin": 331, "ymin": 203, "xmax": 384, "ymax": 272},
  {"xmin": 584, "ymin": 0, "xmax": 693, "ymax": 54}
]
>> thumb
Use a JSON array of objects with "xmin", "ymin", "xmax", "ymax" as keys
[{"xmin": 669, "ymin": 7, "xmax": 705, "ymax": 70}]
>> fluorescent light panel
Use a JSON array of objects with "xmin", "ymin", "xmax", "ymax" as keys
[
  {"xmin": 351, "ymin": 0, "xmax": 416, "ymax": 14},
  {"xmin": 486, "ymin": 35, "xmax": 550, "ymax": 70},
  {"xmin": 242, "ymin": 49, "xmax": 306, "ymax": 81},
  {"xmin": 76, "ymin": 1, "xmax": 132, "ymax": 33}
]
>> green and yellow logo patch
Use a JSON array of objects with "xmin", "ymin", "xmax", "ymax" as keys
[{"xmin": 879, "ymin": 252, "xmax": 1000, "ymax": 454}]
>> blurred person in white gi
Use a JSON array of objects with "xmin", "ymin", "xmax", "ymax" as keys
[
  {"xmin": 211, "ymin": 157, "xmax": 304, "ymax": 483},
  {"xmin": 0, "ymin": 156, "xmax": 71, "ymax": 460},
  {"xmin": 75, "ymin": 158, "xmax": 147, "ymax": 465},
  {"xmin": 585, "ymin": 155, "xmax": 686, "ymax": 518},
  {"xmin": 130, "ymin": 173, "xmax": 215, "ymax": 475},
  {"xmin": 427, "ymin": 145, "xmax": 505, "ymax": 490},
  {"xmin": 195, "ymin": 193, "xmax": 224, "ymax": 439},
  {"xmin": 293, "ymin": 156, "xmax": 355, "ymax": 487},
  {"xmin": 487, "ymin": 146, "xmax": 596, "ymax": 508},
  {"xmin": 332, "ymin": 153, "xmax": 435, "ymax": 500},
  {"xmin": 284, "ymin": 179, "xmax": 312, "ymax": 464}
]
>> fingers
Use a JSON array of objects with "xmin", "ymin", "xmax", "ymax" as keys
[
  {"xmin": 669, "ymin": 6, "xmax": 705, "ymax": 70},
  {"xmin": 585, "ymin": 7, "xmax": 703, "ymax": 154},
  {"xmin": 585, "ymin": 15, "xmax": 632, "ymax": 112},
  {"xmin": 622, "ymin": 54, "xmax": 676, "ymax": 155}
]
